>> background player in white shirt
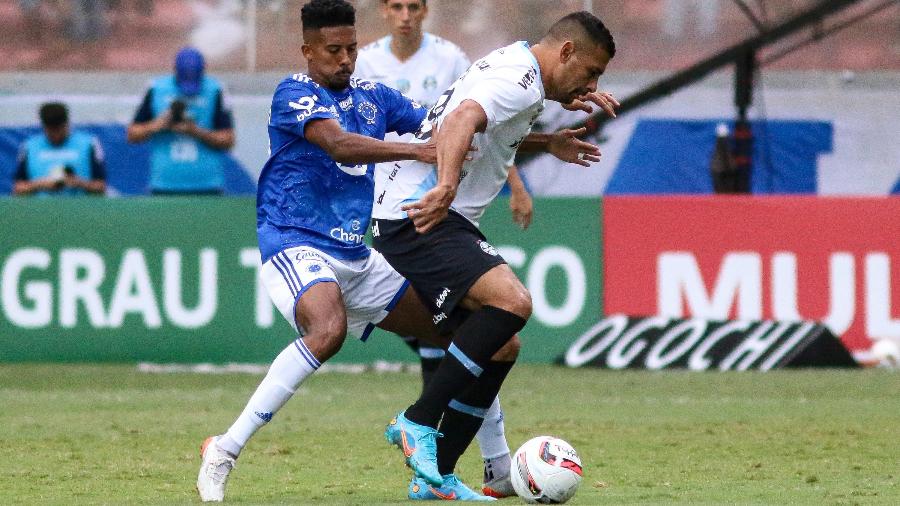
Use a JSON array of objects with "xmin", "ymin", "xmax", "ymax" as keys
[
  {"xmin": 374, "ymin": 11, "xmax": 618, "ymax": 490},
  {"xmin": 355, "ymin": 1, "xmax": 527, "ymax": 497}
]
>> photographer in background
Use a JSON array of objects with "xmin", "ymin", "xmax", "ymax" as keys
[
  {"xmin": 14, "ymin": 102, "xmax": 106, "ymax": 196},
  {"xmin": 127, "ymin": 47, "xmax": 235, "ymax": 195}
]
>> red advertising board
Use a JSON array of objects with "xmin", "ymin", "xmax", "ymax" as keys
[{"xmin": 603, "ymin": 196, "xmax": 900, "ymax": 352}]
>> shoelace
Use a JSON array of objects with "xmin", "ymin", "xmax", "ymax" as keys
[
  {"xmin": 206, "ymin": 456, "xmax": 235, "ymax": 484},
  {"xmin": 415, "ymin": 428, "xmax": 443, "ymax": 455}
]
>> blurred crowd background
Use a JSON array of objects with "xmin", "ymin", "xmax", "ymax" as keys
[
  {"xmin": 4, "ymin": 0, "xmax": 898, "ymax": 72},
  {"xmin": 2, "ymin": 0, "xmax": 899, "ymax": 198}
]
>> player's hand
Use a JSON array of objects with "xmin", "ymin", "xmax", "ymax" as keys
[
  {"xmin": 509, "ymin": 187, "xmax": 533, "ymax": 230},
  {"xmin": 171, "ymin": 120, "xmax": 199, "ymax": 136},
  {"xmin": 63, "ymin": 173, "xmax": 82, "ymax": 189},
  {"xmin": 38, "ymin": 176, "xmax": 63, "ymax": 191},
  {"xmin": 561, "ymin": 91, "xmax": 619, "ymax": 118},
  {"xmin": 153, "ymin": 111, "xmax": 174, "ymax": 132},
  {"xmin": 401, "ymin": 184, "xmax": 456, "ymax": 234},
  {"xmin": 415, "ymin": 139, "xmax": 438, "ymax": 164},
  {"xmin": 547, "ymin": 128, "xmax": 601, "ymax": 167}
]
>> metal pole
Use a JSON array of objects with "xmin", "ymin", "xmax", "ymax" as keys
[{"xmin": 246, "ymin": 0, "xmax": 258, "ymax": 72}]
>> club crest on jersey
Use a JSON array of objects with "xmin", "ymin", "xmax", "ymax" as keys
[
  {"xmin": 395, "ymin": 78, "xmax": 411, "ymax": 94},
  {"xmin": 357, "ymin": 101, "xmax": 378, "ymax": 125},
  {"xmin": 423, "ymin": 75, "xmax": 437, "ymax": 90},
  {"xmin": 478, "ymin": 240, "xmax": 499, "ymax": 256}
]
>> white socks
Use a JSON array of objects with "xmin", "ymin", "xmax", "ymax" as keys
[
  {"xmin": 475, "ymin": 396, "xmax": 510, "ymax": 459},
  {"xmin": 218, "ymin": 338, "xmax": 320, "ymax": 457}
]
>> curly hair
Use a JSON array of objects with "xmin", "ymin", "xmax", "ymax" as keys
[{"xmin": 301, "ymin": 0, "xmax": 355, "ymax": 31}]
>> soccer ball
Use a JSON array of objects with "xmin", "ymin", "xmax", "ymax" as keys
[
  {"xmin": 510, "ymin": 436, "xmax": 584, "ymax": 504},
  {"xmin": 871, "ymin": 339, "xmax": 900, "ymax": 369}
]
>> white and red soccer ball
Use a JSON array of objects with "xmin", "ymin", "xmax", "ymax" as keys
[{"xmin": 510, "ymin": 436, "xmax": 584, "ymax": 504}]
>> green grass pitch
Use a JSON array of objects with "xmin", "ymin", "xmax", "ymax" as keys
[{"xmin": 1, "ymin": 364, "xmax": 898, "ymax": 505}]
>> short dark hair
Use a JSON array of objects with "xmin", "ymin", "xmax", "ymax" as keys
[
  {"xmin": 39, "ymin": 102, "xmax": 68, "ymax": 128},
  {"xmin": 381, "ymin": 0, "xmax": 427, "ymax": 6},
  {"xmin": 548, "ymin": 11, "xmax": 616, "ymax": 58},
  {"xmin": 301, "ymin": 0, "xmax": 355, "ymax": 31}
]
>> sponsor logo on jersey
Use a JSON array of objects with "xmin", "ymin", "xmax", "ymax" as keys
[
  {"xmin": 433, "ymin": 312, "xmax": 448, "ymax": 324},
  {"xmin": 330, "ymin": 226, "xmax": 366, "ymax": 244},
  {"xmin": 518, "ymin": 66, "xmax": 538, "ymax": 90},
  {"xmin": 478, "ymin": 240, "xmax": 499, "ymax": 256},
  {"xmin": 476, "ymin": 61, "xmax": 491, "ymax": 71},
  {"xmin": 296, "ymin": 250, "xmax": 326, "ymax": 262},
  {"xmin": 435, "ymin": 287, "xmax": 451, "ymax": 308},
  {"xmin": 371, "ymin": 220, "xmax": 380, "ymax": 237},
  {"xmin": 358, "ymin": 101, "xmax": 378, "ymax": 125},
  {"xmin": 352, "ymin": 78, "xmax": 377, "ymax": 91},
  {"xmin": 291, "ymin": 74, "xmax": 314, "ymax": 85},
  {"xmin": 338, "ymin": 96, "xmax": 354, "ymax": 111},
  {"xmin": 423, "ymin": 75, "xmax": 438, "ymax": 90},
  {"xmin": 289, "ymin": 96, "xmax": 328, "ymax": 122}
]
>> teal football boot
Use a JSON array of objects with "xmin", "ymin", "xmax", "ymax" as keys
[
  {"xmin": 385, "ymin": 410, "xmax": 442, "ymax": 486},
  {"xmin": 409, "ymin": 474, "xmax": 497, "ymax": 501}
]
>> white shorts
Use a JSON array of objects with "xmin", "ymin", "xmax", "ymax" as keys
[{"xmin": 260, "ymin": 246, "xmax": 409, "ymax": 341}]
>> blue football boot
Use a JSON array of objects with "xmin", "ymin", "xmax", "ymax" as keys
[
  {"xmin": 409, "ymin": 474, "xmax": 498, "ymax": 501},
  {"xmin": 385, "ymin": 411, "xmax": 442, "ymax": 486}
]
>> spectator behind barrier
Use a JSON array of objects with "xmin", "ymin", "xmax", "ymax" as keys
[
  {"xmin": 127, "ymin": 47, "xmax": 235, "ymax": 195},
  {"xmin": 13, "ymin": 102, "xmax": 107, "ymax": 196}
]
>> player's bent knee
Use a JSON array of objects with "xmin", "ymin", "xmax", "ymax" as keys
[
  {"xmin": 303, "ymin": 316, "xmax": 347, "ymax": 360},
  {"xmin": 505, "ymin": 289, "xmax": 532, "ymax": 320},
  {"xmin": 492, "ymin": 334, "xmax": 521, "ymax": 362}
]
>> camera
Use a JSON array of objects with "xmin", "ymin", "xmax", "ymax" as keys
[{"xmin": 170, "ymin": 99, "xmax": 187, "ymax": 123}]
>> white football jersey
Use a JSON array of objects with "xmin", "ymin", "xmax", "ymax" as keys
[
  {"xmin": 372, "ymin": 41, "xmax": 545, "ymax": 226},
  {"xmin": 355, "ymin": 33, "xmax": 470, "ymax": 112}
]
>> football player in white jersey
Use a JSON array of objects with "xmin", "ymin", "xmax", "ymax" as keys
[
  {"xmin": 375, "ymin": 11, "xmax": 618, "ymax": 491},
  {"xmin": 354, "ymin": 0, "xmax": 526, "ymax": 497}
]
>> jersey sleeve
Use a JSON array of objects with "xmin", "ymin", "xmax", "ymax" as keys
[
  {"xmin": 378, "ymin": 83, "xmax": 427, "ymax": 136},
  {"xmin": 212, "ymin": 89, "xmax": 234, "ymax": 130},
  {"xmin": 14, "ymin": 146, "xmax": 28, "ymax": 181},
  {"xmin": 132, "ymin": 89, "xmax": 155, "ymax": 123},
  {"xmin": 465, "ymin": 70, "xmax": 540, "ymax": 129},
  {"xmin": 89, "ymin": 138, "xmax": 106, "ymax": 180},
  {"xmin": 270, "ymin": 80, "xmax": 339, "ymax": 139}
]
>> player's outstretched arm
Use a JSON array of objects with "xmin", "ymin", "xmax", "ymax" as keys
[
  {"xmin": 305, "ymin": 117, "xmax": 436, "ymax": 165},
  {"xmin": 516, "ymin": 128, "xmax": 601, "ymax": 167},
  {"xmin": 561, "ymin": 91, "xmax": 620, "ymax": 117},
  {"xmin": 402, "ymin": 99, "xmax": 487, "ymax": 234}
]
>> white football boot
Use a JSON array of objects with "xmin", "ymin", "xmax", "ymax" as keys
[{"xmin": 196, "ymin": 436, "xmax": 236, "ymax": 502}]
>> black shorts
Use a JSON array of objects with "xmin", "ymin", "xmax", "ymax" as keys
[{"xmin": 371, "ymin": 210, "xmax": 506, "ymax": 331}]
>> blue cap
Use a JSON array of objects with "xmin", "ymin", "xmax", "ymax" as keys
[{"xmin": 174, "ymin": 47, "xmax": 205, "ymax": 96}]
